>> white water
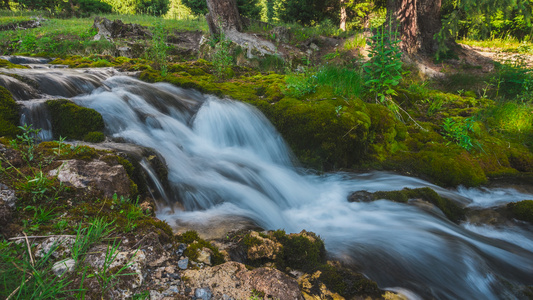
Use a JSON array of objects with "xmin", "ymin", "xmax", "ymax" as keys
[{"xmin": 4, "ymin": 67, "xmax": 533, "ymax": 300}]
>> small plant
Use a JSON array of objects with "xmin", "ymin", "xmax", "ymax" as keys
[
  {"xmin": 150, "ymin": 19, "xmax": 169, "ymax": 76},
  {"xmin": 442, "ymin": 117, "xmax": 476, "ymax": 151},
  {"xmin": 211, "ymin": 35, "xmax": 234, "ymax": 77},
  {"xmin": 363, "ymin": 25, "xmax": 403, "ymax": 109},
  {"xmin": 10, "ymin": 124, "xmax": 41, "ymax": 162},
  {"xmin": 95, "ymin": 240, "xmax": 137, "ymax": 295},
  {"xmin": 71, "ymin": 217, "xmax": 115, "ymax": 263},
  {"xmin": 284, "ymin": 73, "xmax": 317, "ymax": 98}
]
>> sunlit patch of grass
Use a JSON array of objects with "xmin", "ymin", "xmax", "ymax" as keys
[
  {"xmin": 314, "ymin": 65, "xmax": 364, "ymax": 98},
  {"xmin": 484, "ymin": 101, "xmax": 533, "ymax": 134},
  {"xmin": 458, "ymin": 36, "xmax": 533, "ymax": 54},
  {"xmin": 343, "ymin": 32, "xmax": 366, "ymax": 51}
]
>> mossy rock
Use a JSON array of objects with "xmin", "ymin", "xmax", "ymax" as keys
[
  {"xmin": 318, "ymin": 263, "xmax": 382, "ymax": 299},
  {"xmin": 46, "ymin": 99, "xmax": 104, "ymax": 140},
  {"xmin": 0, "ymin": 86, "xmax": 20, "ymax": 138},
  {"xmin": 0, "ymin": 59, "xmax": 29, "ymax": 69},
  {"xmin": 272, "ymin": 229, "xmax": 326, "ymax": 272},
  {"xmin": 507, "ymin": 200, "xmax": 533, "ymax": 223},
  {"xmin": 176, "ymin": 230, "xmax": 225, "ymax": 265},
  {"xmin": 372, "ymin": 187, "xmax": 466, "ymax": 222},
  {"xmin": 83, "ymin": 131, "xmax": 105, "ymax": 143}
]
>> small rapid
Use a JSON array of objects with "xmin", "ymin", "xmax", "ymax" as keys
[{"xmin": 4, "ymin": 65, "xmax": 533, "ymax": 299}]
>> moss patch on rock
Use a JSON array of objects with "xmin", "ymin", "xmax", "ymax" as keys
[
  {"xmin": 0, "ymin": 86, "xmax": 20, "ymax": 138},
  {"xmin": 507, "ymin": 200, "xmax": 533, "ymax": 223},
  {"xmin": 46, "ymin": 99, "xmax": 104, "ymax": 141},
  {"xmin": 176, "ymin": 230, "xmax": 225, "ymax": 265}
]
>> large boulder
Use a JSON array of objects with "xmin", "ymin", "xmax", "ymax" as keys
[
  {"xmin": 183, "ymin": 261, "xmax": 304, "ymax": 300},
  {"xmin": 49, "ymin": 159, "xmax": 131, "ymax": 198},
  {"xmin": 93, "ymin": 17, "xmax": 152, "ymax": 42}
]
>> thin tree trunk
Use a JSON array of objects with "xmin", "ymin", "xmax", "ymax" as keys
[
  {"xmin": 205, "ymin": 0, "xmax": 242, "ymax": 36},
  {"xmin": 340, "ymin": 0, "xmax": 347, "ymax": 31}
]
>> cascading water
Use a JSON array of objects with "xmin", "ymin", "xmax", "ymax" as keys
[{"xmin": 3, "ymin": 64, "xmax": 533, "ymax": 299}]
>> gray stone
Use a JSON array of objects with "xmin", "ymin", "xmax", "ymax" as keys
[
  {"xmin": 0, "ymin": 183, "xmax": 16, "ymax": 207},
  {"xmin": 52, "ymin": 258, "xmax": 75, "ymax": 277},
  {"xmin": 178, "ymin": 257, "xmax": 189, "ymax": 270},
  {"xmin": 194, "ymin": 287, "xmax": 212, "ymax": 300},
  {"xmin": 310, "ymin": 43, "xmax": 319, "ymax": 51},
  {"xmin": 197, "ymin": 248, "xmax": 212, "ymax": 266},
  {"xmin": 177, "ymin": 243, "xmax": 187, "ymax": 256}
]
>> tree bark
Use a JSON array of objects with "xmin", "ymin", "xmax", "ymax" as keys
[
  {"xmin": 387, "ymin": 0, "xmax": 418, "ymax": 54},
  {"xmin": 417, "ymin": 0, "xmax": 441, "ymax": 53},
  {"xmin": 205, "ymin": 0, "xmax": 242, "ymax": 36},
  {"xmin": 340, "ymin": 0, "xmax": 347, "ymax": 31}
]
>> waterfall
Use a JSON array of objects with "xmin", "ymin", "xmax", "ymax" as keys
[{"xmin": 3, "ymin": 65, "xmax": 533, "ymax": 300}]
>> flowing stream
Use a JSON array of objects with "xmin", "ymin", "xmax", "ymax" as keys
[{"xmin": 2, "ymin": 63, "xmax": 533, "ymax": 299}]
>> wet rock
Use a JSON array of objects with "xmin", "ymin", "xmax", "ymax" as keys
[
  {"xmin": 49, "ymin": 159, "xmax": 131, "ymax": 198},
  {"xmin": 347, "ymin": 190, "xmax": 374, "ymax": 202},
  {"xmin": 52, "ymin": 258, "xmax": 75, "ymax": 277},
  {"xmin": 178, "ymin": 257, "xmax": 189, "ymax": 270},
  {"xmin": 195, "ymin": 287, "xmax": 213, "ymax": 300}
]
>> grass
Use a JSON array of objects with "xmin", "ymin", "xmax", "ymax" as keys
[
  {"xmin": 459, "ymin": 35, "xmax": 533, "ymax": 54},
  {"xmin": 0, "ymin": 10, "xmax": 208, "ymax": 56}
]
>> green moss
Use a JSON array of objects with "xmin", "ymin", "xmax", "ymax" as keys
[
  {"xmin": 373, "ymin": 187, "xmax": 465, "ymax": 222},
  {"xmin": 318, "ymin": 264, "xmax": 381, "ymax": 298},
  {"xmin": 83, "ymin": 131, "xmax": 105, "ymax": 143},
  {"xmin": 0, "ymin": 59, "xmax": 29, "ymax": 69},
  {"xmin": 46, "ymin": 99, "xmax": 104, "ymax": 140},
  {"xmin": 272, "ymin": 230, "xmax": 326, "ymax": 272},
  {"xmin": 176, "ymin": 230, "xmax": 225, "ymax": 265},
  {"xmin": 0, "ymin": 86, "xmax": 20, "ymax": 138},
  {"xmin": 507, "ymin": 200, "xmax": 533, "ymax": 223}
]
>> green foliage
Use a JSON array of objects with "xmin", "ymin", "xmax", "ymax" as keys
[
  {"xmin": 0, "ymin": 242, "xmax": 73, "ymax": 299},
  {"xmin": 283, "ymin": 73, "xmax": 317, "ymax": 97},
  {"xmin": 211, "ymin": 37, "xmax": 234, "ymax": 78},
  {"xmin": 46, "ymin": 99, "xmax": 105, "ymax": 141},
  {"xmin": 0, "ymin": 86, "xmax": 20, "ymax": 138},
  {"xmin": 278, "ymin": 0, "xmax": 339, "ymax": 26},
  {"xmin": 77, "ymin": 0, "xmax": 113, "ymax": 16},
  {"xmin": 71, "ymin": 217, "xmax": 115, "ymax": 263},
  {"xmin": 314, "ymin": 65, "xmax": 364, "ymax": 98},
  {"xmin": 441, "ymin": 117, "xmax": 476, "ymax": 151},
  {"xmin": 363, "ymin": 26, "xmax": 403, "ymax": 105},
  {"xmin": 101, "ymin": 0, "xmax": 170, "ymax": 16},
  {"xmin": 182, "ymin": 0, "xmax": 261, "ymax": 19},
  {"xmin": 507, "ymin": 200, "xmax": 533, "ymax": 223},
  {"xmin": 10, "ymin": 124, "xmax": 41, "ymax": 162},
  {"xmin": 150, "ymin": 19, "xmax": 169, "ymax": 76}
]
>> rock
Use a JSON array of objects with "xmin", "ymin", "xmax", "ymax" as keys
[
  {"xmin": 183, "ymin": 261, "xmax": 303, "ymax": 300},
  {"xmin": 49, "ymin": 159, "xmax": 131, "ymax": 198},
  {"xmin": 270, "ymin": 26, "xmax": 292, "ymax": 43},
  {"xmin": 347, "ymin": 190, "xmax": 374, "ymax": 202},
  {"xmin": 246, "ymin": 231, "xmax": 281, "ymax": 261},
  {"xmin": 195, "ymin": 288, "xmax": 213, "ymax": 300},
  {"xmin": 176, "ymin": 243, "xmax": 187, "ymax": 256},
  {"xmin": 92, "ymin": 16, "xmax": 152, "ymax": 42},
  {"xmin": 178, "ymin": 257, "xmax": 189, "ymax": 269},
  {"xmin": 0, "ymin": 183, "xmax": 16, "ymax": 207},
  {"xmin": 52, "ymin": 258, "xmax": 75, "ymax": 277},
  {"xmin": 35, "ymin": 236, "xmax": 76, "ymax": 260},
  {"xmin": 0, "ymin": 199, "xmax": 13, "ymax": 229},
  {"xmin": 310, "ymin": 43, "xmax": 319, "ymax": 51},
  {"xmin": 197, "ymin": 247, "xmax": 213, "ymax": 265}
]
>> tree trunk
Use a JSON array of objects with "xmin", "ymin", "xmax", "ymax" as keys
[
  {"xmin": 417, "ymin": 0, "xmax": 441, "ymax": 53},
  {"xmin": 205, "ymin": 0, "xmax": 242, "ymax": 36},
  {"xmin": 387, "ymin": 0, "xmax": 418, "ymax": 53},
  {"xmin": 340, "ymin": 0, "xmax": 347, "ymax": 31}
]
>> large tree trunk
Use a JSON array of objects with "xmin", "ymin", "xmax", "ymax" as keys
[
  {"xmin": 205, "ymin": 0, "xmax": 242, "ymax": 36},
  {"xmin": 387, "ymin": 0, "xmax": 418, "ymax": 54},
  {"xmin": 387, "ymin": 0, "xmax": 442, "ymax": 54},
  {"xmin": 340, "ymin": 0, "xmax": 347, "ymax": 31},
  {"xmin": 417, "ymin": 0, "xmax": 441, "ymax": 53}
]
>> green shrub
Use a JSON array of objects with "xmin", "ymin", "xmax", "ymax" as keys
[
  {"xmin": 46, "ymin": 99, "xmax": 105, "ymax": 141},
  {"xmin": 0, "ymin": 86, "xmax": 20, "ymax": 138},
  {"xmin": 182, "ymin": 0, "xmax": 261, "ymax": 19},
  {"xmin": 101, "ymin": 0, "xmax": 169, "ymax": 16}
]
